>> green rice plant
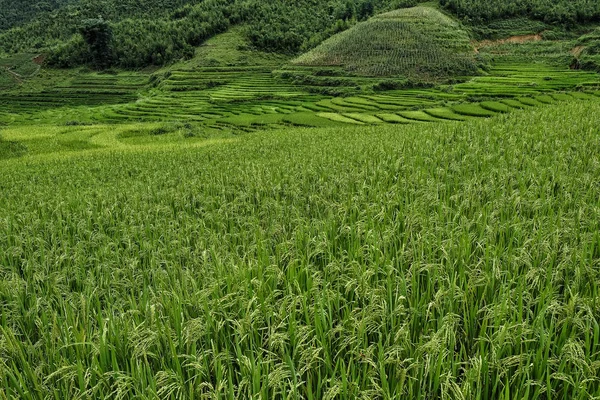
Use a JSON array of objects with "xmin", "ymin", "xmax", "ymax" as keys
[
  {"xmin": 317, "ymin": 112, "xmax": 365, "ymax": 124},
  {"xmin": 282, "ymin": 113, "xmax": 343, "ymax": 127},
  {"xmin": 0, "ymin": 136, "xmax": 27, "ymax": 159},
  {"xmin": 398, "ymin": 110, "xmax": 441, "ymax": 121},
  {"xmin": 343, "ymin": 97, "xmax": 394, "ymax": 110},
  {"xmin": 1, "ymin": 101, "xmax": 600, "ymax": 399},
  {"xmin": 569, "ymin": 92, "xmax": 595, "ymax": 100},
  {"xmin": 342, "ymin": 113, "xmax": 383, "ymax": 124},
  {"xmin": 424, "ymin": 107, "xmax": 469, "ymax": 120},
  {"xmin": 517, "ymin": 97, "xmax": 543, "ymax": 106},
  {"xmin": 451, "ymin": 104, "xmax": 497, "ymax": 117},
  {"xmin": 316, "ymin": 99, "xmax": 368, "ymax": 113},
  {"xmin": 552, "ymin": 93, "xmax": 575, "ymax": 101},
  {"xmin": 376, "ymin": 113, "xmax": 413, "ymax": 123},
  {"xmin": 479, "ymin": 101, "xmax": 512, "ymax": 113},
  {"xmin": 535, "ymin": 95, "xmax": 555, "ymax": 104},
  {"xmin": 501, "ymin": 98, "xmax": 528, "ymax": 108}
]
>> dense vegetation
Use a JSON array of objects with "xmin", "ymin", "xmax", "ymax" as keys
[
  {"xmin": 2, "ymin": 100, "xmax": 600, "ymax": 399},
  {"xmin": 0, "ymin": 0, "xmax": 416, "ymax": 69},
  {"xmin": 1, "ymin": 0, "xmax": 229, "ymax": 68},
  {"xmin": 0, "ymin": 0, "xmax": 73, "ymax": 32},
  {"xmin": 440, "ymin": 0, "xmax": 600, "ymax": 25},
  {"xmin": 1, "ymin": 35, "xmax": 600, "ymax": 395},
  {"xmin": 294, "ymin": 7, "xmax": 478, "ymax": 79},
  {"xmin": 2, "ymin": 0, "xmax": 600, "ymax": 69},
  {"xmin": 574, "ymin": 28, "xmax": 600, "ymax": 72},
  {"xmin": 2, "ymin": 2, "xmax": 600, "ymax": 398}
]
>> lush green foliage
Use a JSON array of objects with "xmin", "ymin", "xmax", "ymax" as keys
[
  {"xmin": 78, "ymin": 19, "xmax": 113, "ymax": 69},
  {"xmin": 3, "ymin": 0, "xmax": 600, "ymax": 68},
  {"xmin": 0, "ymin": 134, "xmax": 27, "ymax": 159},
  {"xmin": 1, "ymin": 101, "xmax": 600, "ymax": 398},
  {"xmin": 3, "ymin": 32, "xmax": 600, "ymax": 131},
  {"xmin": 0, "ymin": 0, "xmax": 405, "ymax": 68},
  {"xmin": 574, "ymin": 28, "xmax": 600, "ymax": 72},
  {"xmin": 468, "ymin": 18, "xmax": 551, "ymax": 40},
  {"xmin": 440, "ymin": 0, "xmax": 600, "ymax": 25},
  {"xmin": 294, "ymin": 7, "xmax": 479, "ymax": 79},
  {"xmin": 0, "ymin": 0, "xmax": 74, "ymax": 32},
  {"xmin": 241, "ymin": 0, "xmax": 417, "ymax": 54},
  {"xmin": 0, "ymin": 0, "xmax": 202, "ymax": 52},
  {"xmin": 0, "ymin": 53, "xmax": 40, "ymax": 89},
  {"xmin": 2, "ymin": 18, "xmax": 600, "ymax": 398},
  {"xmin": 36, "ymin": 0, "xmax": 232, "ymax": 69},
  {"xmin": 3, "ymin": 0, "xmax": 600, "ymax": 69}
]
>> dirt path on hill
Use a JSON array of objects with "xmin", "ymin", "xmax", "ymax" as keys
[{"xmin": 3, "ymin": 67, "xmax": 22, "ymax": 83}]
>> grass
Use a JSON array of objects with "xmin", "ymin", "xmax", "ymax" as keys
[
  {"xmin": 1, "ymin": 101, "xmax": 600, "ymax": 398},
  {"xmin": 479, "ymin": 101, "xmax": 512, "ymax": 113},
  {"xmin": 183, "ymin": 26, "xmax": 290, "ymax": 68},
  {"xmin": 0, "ymin": 138, "xmax": 28, "ymax": 159},
  {"xmin": 424, "ymin": 107, "xmax": 469, "ymax": 121},
  {"xmin": 342, "ymin": 113, "xmax": 383, "ymax": 124},
  {"xmin": 376, "ymin": 113, "xmax": 413, "ymax": 124},
  {"xmin": 317, "ymin": 112, "xmax": 365, "ymax": 124},
  {"xmin": 451, "ymin": 104, "xmax": 497, "ymax": 117},
  {"xmin": 0, "ymin": 69, "xmax": 17, "ymax": 89},
  {"xmin": 501, "ymin": 99, "xmax": 528, "ymax": 108},
  {"xmin": 398, "ymin": 110, "xmax": 441, "ymax": 122},
  {"xmin": 470, "ymin": 17, "xmax": 550, "ymax": 40}
]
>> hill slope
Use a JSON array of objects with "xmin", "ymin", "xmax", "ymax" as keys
[
  {"xmin": 2, "ymin": 0, "xmax": 599, "ymax": 70},
  {"xmin": 0, "ymin": 0, "xmax": 398, "ymax": 68},
  {"xmin": 440, "ymin": 0, "xmax": 600, "ymax": 25},
  {"xmin": 293, "ymin": 7, "xmax": 478, "ymax": 79}
]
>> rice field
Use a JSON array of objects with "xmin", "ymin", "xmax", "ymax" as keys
[
  {"xmin": 4, "ymin": 57, "xmax": 600, "ymax": 139},
  {"xmin": 1, "ymin": 100, "xmax": 600, "ymax": 399},
  {"xmin": 2, "ymin": 19, "xmax": 600, "ymax": 399}
]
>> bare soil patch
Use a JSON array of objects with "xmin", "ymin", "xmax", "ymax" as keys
[{"xmin": 475, "ymin": 34, "xmax": 543, "ymax": 50}]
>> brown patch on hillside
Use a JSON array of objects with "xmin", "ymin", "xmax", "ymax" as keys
[
  {"xmin": 32, "ymin": 54, "xmax": 46, "ymax": 65},
  {"xmin": 475, "ymin": 34, "xmax": 543, "ymax": 50}
]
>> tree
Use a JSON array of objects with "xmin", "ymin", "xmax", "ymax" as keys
[{"xmin": 79, "ymin": 18, "xmax": 112, "ymax": 68}]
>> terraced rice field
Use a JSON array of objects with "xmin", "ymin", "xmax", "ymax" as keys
[
  {"xmin": 0, "ymin": 72, "xmax": 147, "ymax": 125},
  {"xmin": 2, "ymin": 54, "xmax": 600, "ymax": 145}
]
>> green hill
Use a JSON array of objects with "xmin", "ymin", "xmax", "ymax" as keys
[
  {"xmin": 1, "ymin": 0, "xmax": 599, "ymax": 70},
  {"xmin": 440, "ymin": 0, "xmax": 600, "ymax": 25},
  {"xmin": 0, "ymin": 0, "xmax": 397, "ymax": 68},
  {"xmin": 293, "ymin": 7, "xmax": 478, "ymax": 79}
]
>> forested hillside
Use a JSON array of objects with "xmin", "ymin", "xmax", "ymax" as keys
[
  {"xmin": 0, "ymin": 0, "xmax": 74, "ymax": 32},
  {"xmin": 0, "ymin": 0, "xmax": 598, "ymax": 69},
  {"xmin": 0, "ymin": 0, "xmax": 417, "ymax": 69},
  {"xmin": 440, "ymin": 0, "xmax": 600, "ymax": 25}
]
